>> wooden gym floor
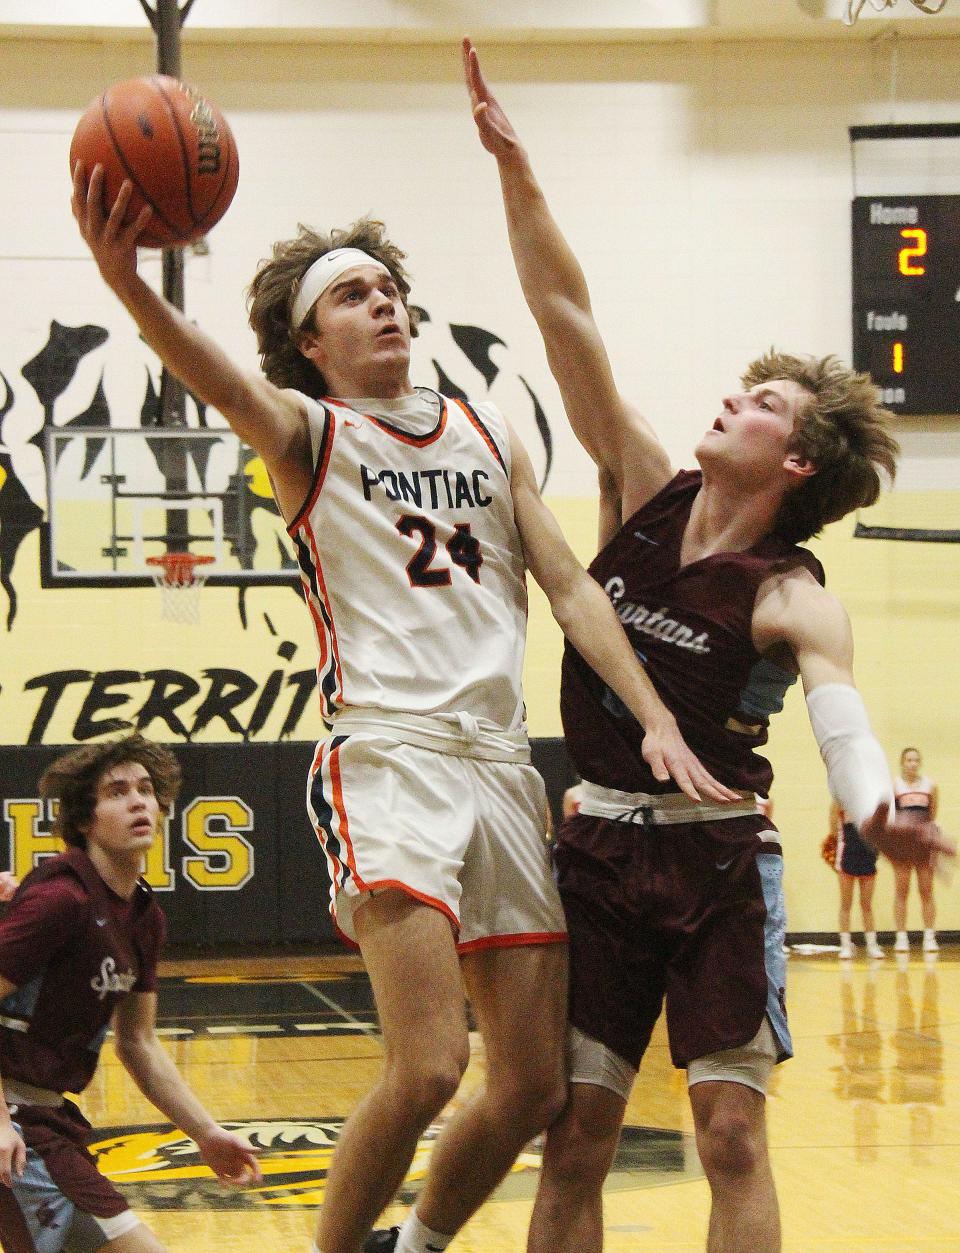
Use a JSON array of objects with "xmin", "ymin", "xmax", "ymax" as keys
[{"xmin": 76, "ymin": 945, "xmax": 960, "ymax": 1252}]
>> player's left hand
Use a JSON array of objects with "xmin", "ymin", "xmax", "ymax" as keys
[
  {"xmin": 861, "ymin": 802, "xmax": 956, "ymax": 877},
  {"xmin": 196, "ymin": 1126, "xmax": 263, "ymax": 1185},
  {"xmin": 0, "ymin": 872, "xmax": 18, "ymax": 902},
  {"xmin": 463, "ymin": 38, "xmax": 524, "ymax": 164},
  {"xmin": 71, "ymin": 162, "xmax": 153, "ymax": 293},
  {"xmin": 641, "ymin": 719, "xmax": 741, "ymax": 805}
]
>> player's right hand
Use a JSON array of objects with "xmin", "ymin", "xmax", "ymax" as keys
[{"xmin": 0, "ymin": 1121, "xmax": 27, "ymax": 1187}]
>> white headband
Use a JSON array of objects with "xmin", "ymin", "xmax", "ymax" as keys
[{"xmin": 291, "ymin": 247, "xmax": 392, "ymax": 329}]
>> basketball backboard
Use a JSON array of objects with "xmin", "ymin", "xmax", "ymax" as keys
[{"xmin": 40, "ymin": 425, "xmax": 299, "ymax": 588}]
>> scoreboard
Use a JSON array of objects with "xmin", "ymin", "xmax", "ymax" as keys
[{"xmin": 851, "ymin": 194, "xmax": 960, "ymax": 415}]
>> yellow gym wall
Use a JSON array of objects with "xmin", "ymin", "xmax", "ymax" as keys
[{"xmin": 0, "ymin": 26, "xmax": 957, "ymax": 934}]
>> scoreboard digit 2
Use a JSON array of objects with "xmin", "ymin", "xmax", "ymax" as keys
[{"xmin": 851, "ymin": 194, "xmax": 960, "ymax": 415}]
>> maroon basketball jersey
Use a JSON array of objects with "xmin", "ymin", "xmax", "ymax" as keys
[
  {"xmin": 562, "ymin": 470, "xmax": 824, "ymax": 796},
  {"xmin": 0, "ymin": 847, "xmax": 165, "ymax": 1095}
]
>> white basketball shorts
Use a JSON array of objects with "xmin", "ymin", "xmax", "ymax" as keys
[{"xmin": 307, "ymin": 732, "xmax": 568, "ymax": 951}]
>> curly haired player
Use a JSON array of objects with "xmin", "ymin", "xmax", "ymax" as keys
[
  {"xmin": 71, "ymin": 151, "xmax": 735, "ymax": 1253},
  {"xmin": 0, "ymin": 735, "xmax": 260, "ymax": 1253}
]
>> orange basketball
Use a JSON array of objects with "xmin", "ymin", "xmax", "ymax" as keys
[{"xmin": 70, "ymin": 75, "xmax": 239, "ymax": 248}]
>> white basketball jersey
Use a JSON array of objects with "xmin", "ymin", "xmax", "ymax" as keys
[{"xmin": 288, "ymin": 388, "xmax": 529, "ymax": 731}]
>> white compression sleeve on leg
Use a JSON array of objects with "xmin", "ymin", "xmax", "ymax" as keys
[{"xmin": 805, "ymin": 683, "xmax": 893, "ymax": 831}]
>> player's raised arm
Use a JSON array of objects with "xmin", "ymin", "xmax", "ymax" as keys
[
  {"xmin": 507, "ymin": 425, "xmax": 736, "ymax": 804},
  {"xmin": 71, "ymin": 162, "xmax": 312, "ymax": 514},
  {"xmin": 463, "ymin": 39, "xmax": 672, "ymax": 506}
]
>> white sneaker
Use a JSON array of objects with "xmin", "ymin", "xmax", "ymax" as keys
[
  {"xmin": 894, "ymin": 932, "xmax": 910, "ymax": 952},
  {"xmin": 866, "ymin": 939, "xmax": 884, "ymax": 959},
  {"xmin": 839, "ymin": 938, "xmax": 854, "ymax": 959},
  {"xmin": 923, "ymin": 931, "xmax": 939, "ymax": 953}
]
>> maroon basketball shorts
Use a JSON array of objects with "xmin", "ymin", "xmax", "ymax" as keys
[
  {"xmin": 554, "ymin": 812, "xmax": 791, "ymax": 1071},
  {"xmin": 2, "ymin": 1101, "xmax": 138, "ymax": 1252}
]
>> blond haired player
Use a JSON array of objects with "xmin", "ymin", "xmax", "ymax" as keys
[{"xmin": 462, "ymin": 39, "xmax": 955, "ymax": 1253}]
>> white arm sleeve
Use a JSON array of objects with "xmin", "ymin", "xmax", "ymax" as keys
[{"xmin": 805, "ymin": 683, "xmax": 893, "ymax": 830}]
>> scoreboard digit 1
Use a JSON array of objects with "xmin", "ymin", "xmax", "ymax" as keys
[{"xmin": 851, "ymin": 194, "xmax": 960, "ymax": 415}]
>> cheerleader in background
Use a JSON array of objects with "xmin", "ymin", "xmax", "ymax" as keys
[
  {"xmin": 893, "ymin": 747, "xmax": 940, "ymax": 953},
  {"xmin": 829, "ymin": 800, "xmax": 884, "ymax": 959}
]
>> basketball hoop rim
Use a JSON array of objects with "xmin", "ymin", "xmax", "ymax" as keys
[
  {"xmin": 145, "ymin": 552, "xmax": 216, "ymax": 568},
  {"xmin": 846, "ymin": 0, "xmax": 950, "ymax": 20},
  {"xmin": 145, "ymin": 552, "xmax": 216, "ymax": 587}
]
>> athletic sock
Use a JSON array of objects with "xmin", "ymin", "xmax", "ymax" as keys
[{"xmin": 394, "ymin": 1210, "xmax": 453, "ymax": 1253}]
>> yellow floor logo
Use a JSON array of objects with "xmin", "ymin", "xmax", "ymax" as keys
[{"xmin": 91, "ymin": 1118, "xmax": 701, "ymax": 1210}]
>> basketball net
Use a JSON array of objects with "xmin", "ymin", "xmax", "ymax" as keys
[
  {"xmin": 846, "ymin": 0, "xmax": 948, "ymax": 23},
  {"xmin": 146, "ymin": 553, "xmax": 215, "ymax": 625}
]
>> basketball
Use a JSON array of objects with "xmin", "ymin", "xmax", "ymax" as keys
[{"xmin": 69, "ymin": 75, "xmax": 239, "ymax": 248}]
